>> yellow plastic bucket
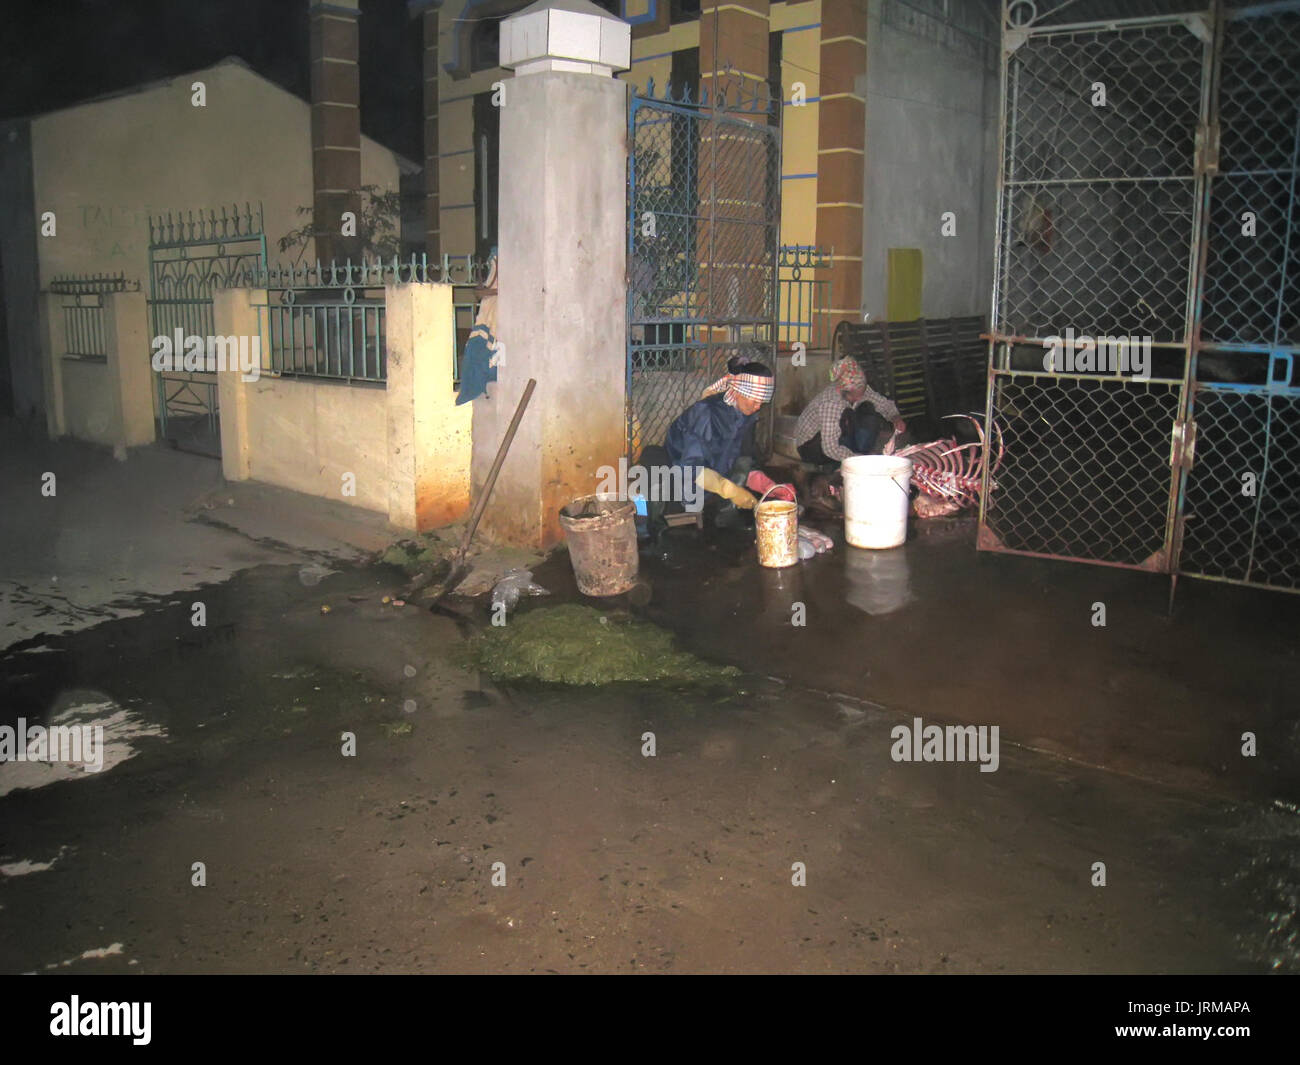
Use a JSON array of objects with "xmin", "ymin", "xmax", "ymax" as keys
[{"xmin": 754, "ymin": 486, "xmax": 798, "ymax": 568}]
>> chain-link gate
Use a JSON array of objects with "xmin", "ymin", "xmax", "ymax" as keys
[
  {"xmin": 627, "ymin": 80, "xmax": 781, "ymax": 460},
  {"xmin": 980, "ymin": 1, "xmax": 1299, "ymax": 593},
  {"xmin": 1178, "ymin": 4, "xmax": 1300, "ymax": 591}
]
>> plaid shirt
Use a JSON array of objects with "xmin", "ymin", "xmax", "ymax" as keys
[{"xmin": 794, "ymin": 385, "xmax": 901, "ymax": 462}]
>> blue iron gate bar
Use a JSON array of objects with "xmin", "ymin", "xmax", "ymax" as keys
[
  {"xmin": 778, "ymin": 244, "xmax": 833, "ymax": 351},
  {"xmin": 627, "ymin": 79, "xmax": 782, "ymax": 459}
]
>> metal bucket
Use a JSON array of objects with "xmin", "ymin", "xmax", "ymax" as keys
[
  {"xmin": 559, "ymin": 494, "xmax": 639, "ymax": 596},
  {"xmin": 754, "ymin": 486, "xmax": 798, "ymax": 568}
]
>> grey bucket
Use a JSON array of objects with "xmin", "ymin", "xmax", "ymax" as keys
[{"xmin": 559, "ymin": 494, "xmax": 639, "ymax": 597}]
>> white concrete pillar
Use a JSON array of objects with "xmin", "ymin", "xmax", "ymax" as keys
[
  {"xmin": 470, "ymin": 0, "xmax": 631, "ymax": 549},
  {"xmin": 103, "ymin": 290, "xmax": 153, "ymax": 449},
  {"xmin": 38, "ymin": 291, "xmax": 67, "ymax": 438},
  {"xmin": 213, "ymin": 287, "xmax": 262, "ymax": 483}
]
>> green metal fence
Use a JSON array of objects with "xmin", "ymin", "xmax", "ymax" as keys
[
  {"xmin": 252, "ymin": 260, "xmax": 389, "ymax": 383},
  {"xmin": 49, "ymin": 273, "xmax": 139, "ymax": 361},
  {"xmin": 148, "ymin": 204, "xmax": 267, "ymax": 456},
  {"xmin": 246, "ymin": 254, "xmax": 488, "ymax": 386}
]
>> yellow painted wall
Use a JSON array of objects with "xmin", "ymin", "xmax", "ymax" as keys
[
  {"xmin": 243, "ymin": 375, "xmax": 390, "ymax": 512},
  {"xmin": 622, "ymin": 19, "xmax": 700, "ymax": 96},
  {"xmin": 60, "ymin": 360, "xmax": 118, "ymax": 445},
  {"xmin": 778, "ymin": 8, "xmax": 821, "ymax": 251},
  {"xmin": 622, "ymin": 54, "xmax": 671, "ymax": 97},
  {"xmin": 435, "ymin": 5, "xmax": 828, "ymax": 257},
  {"xmin": 31, "ymin": 59, "xmax": 403, "ymax": 288},
  {"xmin": 214, "ymin": 283, "xmax": 468, "ymax": 530}
]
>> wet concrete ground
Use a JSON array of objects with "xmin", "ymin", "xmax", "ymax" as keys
[
  {"xmin": 627, "ymin": 519, "xmax": 1300, "ymax": 803},
  {"xmin": 0, "ymin": 419, "xmax": 391, "ymax": 646},
  {"xmin": 2, "ymin": 553, "xmax": 1298, "ymax": 973}
]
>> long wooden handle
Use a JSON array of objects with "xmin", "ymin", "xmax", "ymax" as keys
[{"xmin": 458, "ymin": 378, "xmax": 537, "ymax": 556}]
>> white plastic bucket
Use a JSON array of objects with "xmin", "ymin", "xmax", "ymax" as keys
[{"xmin": 842, "ymin": 455, "xmax": 913, "ymax": 549}]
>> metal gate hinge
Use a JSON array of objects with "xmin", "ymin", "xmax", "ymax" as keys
[
  {"xmin": 1171, "ymin": 419, "xmax": 1198, "ymax": 470},
  {"xmin": 1196, "ymin": 122, "xmax": 1220, "ymax": 176}
]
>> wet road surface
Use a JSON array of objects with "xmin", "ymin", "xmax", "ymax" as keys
[{"xmin": 2, "ymin": 558, "xmax": 1296, "ymax": 973}]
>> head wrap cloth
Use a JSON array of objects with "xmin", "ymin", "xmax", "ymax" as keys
[
  {"xmin": 831, "ymin": 358, "xmax": 866, "ymax": 393},
  {"xmin": 702, "ymin": 371, "xmax": 774, "ymax": 405}
]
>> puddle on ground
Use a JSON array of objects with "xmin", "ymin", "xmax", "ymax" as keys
[{"xmin": 0, "ymin": 692, "xmax": 166, "ymax": 797}]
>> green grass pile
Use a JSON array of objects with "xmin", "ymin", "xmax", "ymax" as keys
[
  {"xmin": 461, "ymin": 604, "xmax": 739, "ymax": 686},
  {"xmin": 380, "ymin": 536, "xmax": 451, "ymax": 577}
]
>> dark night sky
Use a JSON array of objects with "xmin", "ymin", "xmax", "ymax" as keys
[{"xmin": 0, "ymin": 0, "xmax": 424, "ymax": 160}]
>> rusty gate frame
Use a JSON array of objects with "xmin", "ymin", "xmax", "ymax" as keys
[{"xmin": 978, "ymin": 0, "xmax": 1300, "ymax": 597}]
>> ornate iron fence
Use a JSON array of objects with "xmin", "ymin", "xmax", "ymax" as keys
[
  {"xmin": 49, "ymin": 273, "xmax": 139, "ymax": 361},
  {"xmin": 148, "ymin": 204, "xmax": 267, "ymax": 456},
  {"xmin": 778, "ymin": 245, "xmax": 833, "ymax": 351},
  {"xmin": 251, "ymin": 259, "xmax": 393, "ymax": 383},
  {"xmin": 627, "ymin": 80, "xmax": 782, "ymax": 458},
  {"xmin": 147, "ymin": 207, "xmax": 485, "ymax": 456},
  {"xmin": 245, "ymin": 253, "xmax": 487, "ymax": 386}
]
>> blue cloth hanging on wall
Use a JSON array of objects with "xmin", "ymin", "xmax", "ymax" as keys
[
  {"xmin": 455, "ymin": 250, "xmax": 499, "ymax": 405},
  {"xmin": 455, "ymin": 327, "xmax": 497, "ymax": 405}
]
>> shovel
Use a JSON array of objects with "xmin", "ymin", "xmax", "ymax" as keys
[{"xmin": 427, "ymin": 378, "xmax": 537, "ymax": 609}]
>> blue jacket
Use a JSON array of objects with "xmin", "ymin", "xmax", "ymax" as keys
[{"xmin": 665, "ymin": 393, "xmax": 756, "ymax": 494}]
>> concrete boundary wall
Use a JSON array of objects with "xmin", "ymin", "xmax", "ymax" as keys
[
  {"xmin": 38, "ymin": 289, "xmax": 154, "ymax": 450},
  {"xmin": 215, "ymin": 283, "xmax": 470, "ymax": 533}
]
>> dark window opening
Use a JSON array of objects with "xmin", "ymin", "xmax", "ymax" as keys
[
  {"xmin": 473, "ymin": 91, "xmax": 501, "ymax": 262},
  {"xmin": 768, "ymin": 29, "xmax": 782, "ymax": 128},
  {"xmin": 644, "ymin": 324, "xmax": 687, "ymax": 348},
  {"xmin": 671, "ymin": 0, "xmax": 701, "ymax": 22},
  {"xmin": 470, "ymin": 17, "xmax": 503, "ymax": 72},
  {"xmin": 671, "ymin": 45, "xmax": 700, "ymax": 101}
]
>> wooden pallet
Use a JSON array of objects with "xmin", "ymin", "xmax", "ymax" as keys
[{"xmin": 832, "ymin": 316, "xmax": 988, "ymax": 422}]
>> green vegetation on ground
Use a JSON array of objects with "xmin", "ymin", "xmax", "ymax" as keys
[{"xmin": 460, "ymin": 604, "xmax": 739, "ymax": 686}]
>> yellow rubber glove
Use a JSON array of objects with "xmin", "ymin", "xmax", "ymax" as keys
[{"xmin": 696, "ymin": 467, "xmax": 756, "ymax": 509}]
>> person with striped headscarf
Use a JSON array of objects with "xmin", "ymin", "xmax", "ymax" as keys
[
  {"xmin": 794, "ymin": 357, "xmax": 905, "ymax": 467},
  {"xmin": 636, "ymin": 352, "xmax": 775, "ymax": 536}
]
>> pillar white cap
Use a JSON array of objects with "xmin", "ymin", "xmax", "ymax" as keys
[{"xmin": 500, "ymin": 0, "xmax": 631, "ymax": 78}]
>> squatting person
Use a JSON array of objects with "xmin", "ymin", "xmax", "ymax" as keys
[
  {"xmin": 794, "ymin": 357, "xmax": 905, "ymax": 468},
  {"xmin": 637, "ymin": 353, "xmax": 775, "ymax": 539}
]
